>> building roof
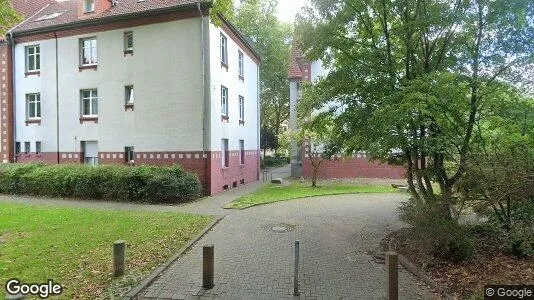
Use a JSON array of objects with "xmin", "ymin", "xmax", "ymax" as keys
[
  {"xmin": 11, "ymin": 0, "xmax": 57, "ymax": 18},
  {"xmin": 11, "ymin": 0, "xmax": 209, "ymax": 35},
  {"xmin": 289, "ymin": 38, "xmax": 311, "ymax": 81}
]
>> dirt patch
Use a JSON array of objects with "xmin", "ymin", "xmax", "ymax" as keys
[{"xmin": 384, "ymin": 228, "xmax": 534, "ymax": 299}]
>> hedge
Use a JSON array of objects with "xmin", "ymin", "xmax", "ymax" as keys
[
  {"xmin": 0, "ymin": 164, "xmax": 201, "ymax": 203},
  {"xmin": 261, "ymin": 155, "xmax": 289, "ymax": 169}
]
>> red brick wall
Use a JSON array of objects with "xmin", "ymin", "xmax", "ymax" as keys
[
  {"xmin": 14, "ymin": 150, "xmax": 260, "ymax": 196},
  {"xmin": 302, "ymin": 155, "xmax": 406, "ymax": 180},
  {"xmin": 208, "ymin": 150, "xmax": 260, "ymax": 195}
]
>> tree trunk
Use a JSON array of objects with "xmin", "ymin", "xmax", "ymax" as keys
[{"xmin": 441, "ymin": 186, "xmax": 453, "ymax": 220}]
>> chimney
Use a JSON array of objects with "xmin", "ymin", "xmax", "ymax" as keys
[{"xmin": 78, "ymin": 0, "xmax": 113, "ymax": 18}]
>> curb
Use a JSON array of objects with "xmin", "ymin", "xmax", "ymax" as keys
[
  {"xmin": 123, "ymin": 216, "xmax": 225, "ymax": 300},
  {"xmin": 388, "ymin": 239, "xmax": 457, "ymax": 300}
]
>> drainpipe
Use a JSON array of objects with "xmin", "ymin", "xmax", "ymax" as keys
[
  {"xmin": 54, "ymin": 32, "xmax": 60, "ymax": 164},
  {"xmin": 197, "ymin": 2, "xmax": 209, "ymax": 194},
  {"xmin": 257, "ymin": 64, "xmax": 260, "ymax": 180},
  {"xmin": 8, "ymin": 32, "xmax": 16, "ymax": 163}
]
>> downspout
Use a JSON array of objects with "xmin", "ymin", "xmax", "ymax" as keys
[
  {"xmin": 197, "ymin": 2, "xmax": 209, "ymax": 194},
  {"xmin": 54, "ymin": 32, "xmax": 60, "ymax": 164},
  {"xmin": 9, "ymin": 32, "xmax": 16, "ymax": 163},
  {"xmin": 257, "ymin": 64, "xmax": 260, "ymax": 180}
]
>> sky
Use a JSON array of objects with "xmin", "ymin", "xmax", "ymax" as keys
[{"xmin": 277, "ymin": 0, "xmax": 310, "ymax": 23}]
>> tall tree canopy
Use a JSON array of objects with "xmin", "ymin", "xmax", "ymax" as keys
[
  {"xmin": 234, "ymin": 0, "xmax": 292, "ymax": 152},
  {"xmin": 296, "ymin": 0, "xmax": 534, "ymax": 218},
  {"xmin": 0, "ymin": 0, "xmax": 22, "ymax": 37}
]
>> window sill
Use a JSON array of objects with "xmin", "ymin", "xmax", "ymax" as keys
[
  {"xmin": 79, "ymin": 116, "xmax": 98, "ymax": 124},
  {"xmin": 25, "ymin": 119, "xmax": 42, "ymax": 126},
  {"xmin": 222, "ymin": 167, "xmax": 229, "ymax": 171},
  {"xmin": 221, "ymin": 62, "xmax": 228, "ymax": 70},
  {"xmin": 239, "ymin": 120, "xmax": 245, "ymax": 126},
  {"xmin": 79, "ymin": 65, "xmax": 97, "ymax": 72},
  {"xmin": 125, "ymin": 103, "xmax": 134, "ymax": 111},
  {"xmin": 25, "ymin": 71, "xmax": 40, "ymax": 77},
  {"xmin": 221, "ymin": 115, "xmax": 229, "ymax": 122},
  {"xmin": 124, "ymin": 49, "xmax": 133, "ymax": 56}
]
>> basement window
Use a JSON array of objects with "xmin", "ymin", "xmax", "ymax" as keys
[{"xmin": 24, "ymin": 142, "xmax": 30, "ymax": 155}]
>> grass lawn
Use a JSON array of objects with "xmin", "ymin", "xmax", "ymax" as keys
[
  {"xmin": 0, "ymin": 202, "xmax": 212, "ymax": 299},
  {"xmin": 225, "ymin": 180, "xmax": 397, "ymax": 209}
]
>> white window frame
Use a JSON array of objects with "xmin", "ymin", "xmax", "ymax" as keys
[
  {"xmin": 25, "ymin": 45, "xmax": 40, "ymax": 72},
  {"xmin": 81, "ymin": 89, "xmax": 98, "ymax": 117},
  {"xmin": 80, "ymin": 37, "xmax": 97, "ymax": 66},
  {"xmin": 26, "ymin": 93, "xmax": 41, "ymax": 120},
  {"xmin": 238, "ymin": 50, "xmax": 244, "ymax": 78},
  {"xmin": 222, "ymin": 139, "xmax": 229, "ymax": 168},
  {"xmin": 125, "ymin": 85, "xmax": 134, "ymax": 104},
  {"xmin": 83, "ymin": 0, "xmax": 95, "ymax": 13},
  {"xmin": 124, "ymin": 32, "xmax": 133, "ymax": 52},
  {"xmin": 239, "ymin": 95, "xmax": 245, "ymax": 122},
  {"xmin": 221, "ymin": 86, "xmax": 228, "ymax": 117},
  {"xmin": 239, "ymin": 140, "xmax": 245, "ymax": 165},
  {"xmin": 220, "ymin": 33, "xmax": 228, "ymax": 65}
]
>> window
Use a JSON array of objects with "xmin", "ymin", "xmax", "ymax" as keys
[
  {"xmin": 24, "ymin": 142, "xmax": 30, "ymax": 154},
  {"xmin": 239, "ymin": 95, "xmax": 245, "ymax": 122},
  {"xmin": 221, "ymin": 139, "xmax": 229, "ymax": 168},
  {"xmin": 80, "ymin": 37, "xmax": 97, "ymax": 66},
  {"xmin": 84, "ymin": 0, "xmax": 95, "ymax": 13},
  {"xmin": 26, "ymin": 93, "xmax": 41, "ymax": 119},
  {"xmin": 81, "ymin": 89, "xmax": 98, "ymax": 116},
  {"xmin": 35, "ymin": 141, "xmax": 41, "ymax": 154},
  {"xmin": 125, "ymin": 147, "xmax": 134, "ymax": 162},
  {"xmin": 125, "ymin": 85, "xmax": 134, "ymax": 104},
  {"xmin": 124, "ymin": 32, "xmax": 133, "ymax": 52},
  {"xmin": 238, "ymin": 51, "xmax": 244, "ymax": 78},
  {"xmin": 221, "ymin": 86, "xmax": 228, "ymax": 117},
  {"xmin": 25, "ymin": 45, "xmax": 40, "ymax": 72},
  {"xmin": 15, "ymin": 142, "xmax": 21, "ymax": 155},
  {"xmin": 220, "ymin": 33, "xmax": 228, "ymax": 65},
  {"xmin": 239, "ymin": 140, "xmax": 245, "ymax": 165}
]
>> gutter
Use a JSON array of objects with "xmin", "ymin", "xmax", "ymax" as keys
[
  {"xmin": 8, "ymin": 32, "xmax": 16, "ymax": 162},
  {"xmin": 197, "ymin": 2, "xmax": 210, "ymax": 195},
  {"xmin": 54, "ymin": 32, "xmax": 60, "ymax": 164}
]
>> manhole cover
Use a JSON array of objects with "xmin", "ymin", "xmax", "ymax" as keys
[{"xmin": 271, "ymin": 226, "xmax": 289, "ymax": 233}]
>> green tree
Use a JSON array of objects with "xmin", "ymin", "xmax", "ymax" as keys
[
  {"xmin": 296, "ymin": 0, "xmax": 534, "ymax": 219},
  {"xmin": 234, "ymin": 0, "xmax": 292, "ymax": 152},
  {"xmin": 0, "ymin": 0, "xmax": 22, "ymax": 36}
]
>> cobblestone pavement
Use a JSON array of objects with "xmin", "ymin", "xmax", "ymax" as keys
[{"xmin": 139, "ymin": 193, "xmax": 435, "ymax": 300}]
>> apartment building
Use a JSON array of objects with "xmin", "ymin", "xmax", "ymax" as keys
[{"xmin": 0, "ymin": 0, "xmax": 261, "ymax": 195}]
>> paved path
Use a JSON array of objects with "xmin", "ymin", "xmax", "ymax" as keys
[
  {"xmin": 0, "ymin": 165, "xmax": 434, "ymax": 299},
  {"xmin": 139, "ymin": 193, "xmax": 434, "ymax": 299}
]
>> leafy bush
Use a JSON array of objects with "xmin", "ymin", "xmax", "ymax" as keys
[
  {"xmin": 0, "ymin": 164, "xmax": 201, "ymax": 203},
  {"xmin": 261, "ymin": 155, "xmax": 289, "ymax": 169},
  {"xmin": 399, "ymin": 200, "xmax": 475, "ymax": 261},
  {"xmin": 501, "ymin": 198, "xmax": 534, "ymax": 258}
]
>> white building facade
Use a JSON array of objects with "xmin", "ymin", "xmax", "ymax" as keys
[{"xmin": 3, "ymin": 0, "xmax": 261, "ymax": 195}]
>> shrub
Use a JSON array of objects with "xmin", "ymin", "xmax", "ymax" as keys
[
  {"xmin": 399, "ymin": 200, "xmax": 476, "ymax": 261},
  {"xmin": 261, "ymin": 155, "xmax": 289, "ymax": 169},
  {"xmin": 0, "ymin": 164, "xmax": 201, "ymax": 203}
]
